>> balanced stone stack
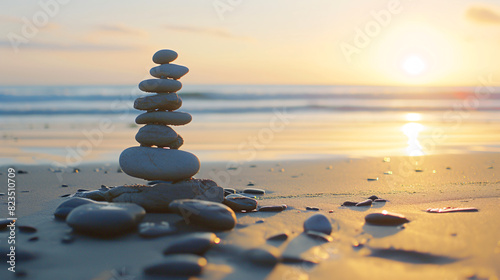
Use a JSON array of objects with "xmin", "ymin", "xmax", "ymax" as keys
[{"xmin": 119, "ymin": 49, "xmax": 200, "ymax": 182}]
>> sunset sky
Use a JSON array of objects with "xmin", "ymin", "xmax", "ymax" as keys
[{"xmin": 1, "ymin": 0, "xmax": 500, "ymax": 86}]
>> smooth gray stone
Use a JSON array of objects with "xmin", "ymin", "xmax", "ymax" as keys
[
  {"xmin": 135, "ymin": 124, "xmax": 179, "ymax": 147},
  {"xmin": 134, "ymin": 93, "xmax": 182, "ymax": 111},
  {"xmin": 66, "ymin": 203, "xmax": 145, "ymax": 237},
  {"xmin": 243, "ymin": 188, "xmax": 265, "ymax": 195},
  {"xmin": 72, "ymin": 179, "xmax": 224, "ymax": 212},
  {"xmin": 143, "ymin": 254, "xmax": 206, "ymax": 277},
  {"xmin": 119, "ymin": 147, "xmax": 200, "ymax": 181},
  {"xmin": 138, "ymin": 222, "xmax": 177, "ymax": 238},
  {"xmin": 150, "ymin": 63, "xmax": 189, "ymax": 80},
  {"xmin": 139, "ymin": 79, "xmax": 182, "ymax": 93},
  {"xmin": 223, "ymin": 194, "xmax": 258, "ymax": 212},
  {"xmin": 267, "ymin": 233, "xmax": 288, "ymax": 242},
  {"xmin": 54, "ymin": 197, "xmax": 102, "ymax": 219},
  {"xmin": 356, "ymin": 199, "xmax": 373, "ymax": 207},
  {"xmin": 163, "ymin": 232, "xmax": 219, "ymax": 255},
  {"xmin": 152, "ymin": 49, "xmax": 178, "ymax": 64},
  {"xmin": 246, "ymin": 246, "xmax": 280, "ymax": 266},
  {"xmin": 303, "ymin": 214, "xmax": 332, "ymax": 235},
  {"xmin": 169, "ymin": 199, "xmax": 237, "ymax": 231},
  {"xmin": 136, "ymin": 111, "xmax": 192, "ymax": 126},
  {"xmin": 365, "ymin": 212, "xmax": 409, "ymax": 226},
  {"xmin": 259, "ymin": 205, "xmax": 287, "ymax": 212}
]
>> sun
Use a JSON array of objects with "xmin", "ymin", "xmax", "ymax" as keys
[{"xmin": 402, "ymin": 55, "xmax": 426, "ymax": 76}]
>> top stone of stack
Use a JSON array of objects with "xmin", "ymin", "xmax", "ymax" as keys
[{"xmin": 152, "ymin": 49, "xmax": 178, "ymax": 64}]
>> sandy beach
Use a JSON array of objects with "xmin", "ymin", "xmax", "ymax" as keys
[{"xmin": 1, "ymin": 153, "xmax": 499, "ymax": 280}]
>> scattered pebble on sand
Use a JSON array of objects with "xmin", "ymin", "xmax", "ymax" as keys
[
  {"xmin": 17, "ymin": 170, "xmax": 28, "ymax": 174},
  {"xmin": 367, "ymin": 178, "xmax": 379, "ymax": 181},
  {"xmin": 169, "ymin": 199, "xmax": 237, "ymax": 231},
  {"xmin": 28, "ymin": 237, "xmax": 39, "ymax": 242},
  {"xmin": 163, "ymin": 232, "xmax": 220, "ymax": 255},
  {"xmin": 259, "ymin": 205, "xmax": 287, "ymax": 212},
  {"xmin": 341, "ymin": 201, "xmax": 357, "ymax": 206},
  {"xmin": 368, "ymin": 195, "xmax": 379, "ymax": 200},
  {"xmin": 223, "ymin": 194, "xmax": 258, "ymax": 212},
  {"xmin": 384, "ymin": 171, "xmax": 393, "ymax": 175},
  {"xmin": 66, "ymin": 203, "xmax": 146, "ymax": 237},
  {"xmin": 306, "ymin": 206, "xmax": 319, "ymax": 211},
  {"xmin": 243, "ymin": 188, "xmax": 265, "ymax": 195},
  {"xmin": 61, "ymin": 184, "xmax": 68, "ymax": 188},
  {"xmin": 303, "ymin": 213, "xmax": 332, "ymax": 235},
  {"xmin": 365, "ymin": 211, "xmax": 409, "ymax": 226},
  {"xmin": 356, "ymin": 199, "xmax": 373, "ymax": 207},
  {"xmin": 267, "ymin": 233, "xmax": 288, "ymax": 241}
]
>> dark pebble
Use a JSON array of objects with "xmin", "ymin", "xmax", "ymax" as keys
[
  {"xmin": 223, "ymin": 194, "xmax": 258, "ymax": 212},
  {"xmin": 60, "ymin": 194, "xmax": 71, "ymax": 198},
  {"xmin": 247, "ymin": 182, "xmax": 255, "ymax": 186},
  {"xmin": 243, "ymin": 188, "xmax": 265, "ymax": 195},
  {"xmin": 61, "ymin": 184, "xmax": 69, "ymax": 188},
  {"xmin": 163, "ymin": 232, "xmax": 219, "ymax": 255},
  {"xmin": 365, "ymin": 212, "xmax": 409, "ymax": 226},
  {"xmin": 303, "ymin": 213, "xmax": 332, "ymax": 235},
  {"xmin": 0, "ymin": 193, "xmax": 5, "ymax": 196},
  {"xmin": 306, "ymin": 207, "xmax": 319, "ymax": 211},
  {"xmin": 143, "ymin": 254, "xmax": 207, "ymax": 277},
  {"xmin": 259, "ymin": 205, "xmax": 287, "ymax": 212},
  {"xmin": 367, "ymin": 178, "xmax": 378, "ymax": 181},
  {"xmin": 250, "ymin": 165, "xmax": 257, "ymax": 168},
  {"xmin": 169, "ymin": 199, "xmax": 237, "ymax": 231},
  {"xmin": 19, "ymin": 226, "xmax": 37, "ymax": 234},
  {"xmin": 356, "ymin": 199, "xmax": 373, "ymax": 207},
  {"xmin": 77, "ymin": 189, "xmax": 89, "ymax": 192},
  {"xmin": 374, "ymin": 199, "xmax": 388, "ymax": 202},
  {"xmin": 415, "ymin": 169, "xmax": 423, "ymax": 172},
  {"xmin": 256, "ymin": 219, "xmax": 265, "ymax": 224},
  {"xmin": 54, "ymin": 197, "xmax": 100, "ymax": 219},
  {"xmin": 341, "ymin": 201, "xmax": 357, "ymax": 206},
  {"xmin": 368, "ymin": 195, "xmax": 379, "ymax": 200},
  {"xmin": 21, "ymin": 191, "xmax": 29, "ymax": 193},
  {"xmin": 17, "ymin": 170, "xmax": 28, "ymax": 174},
  {"xmin": 1, "ymin": 218, "xmax": 13, "ymax": 230},
  {"xmin": 66, "ymin": 203, "xmax": 146, "ymax": 237},
  {"xmin": 28, "ymin": 237, "xmax": 39, "ymax": 242},
  {"xmin": 267, "ymin": 233, "xmax": 288, "ymax": 241}
]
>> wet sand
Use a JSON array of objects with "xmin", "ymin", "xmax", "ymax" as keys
[{"xmin": 0, "ymin": 153, "xmax": 499, "ymax": 279}]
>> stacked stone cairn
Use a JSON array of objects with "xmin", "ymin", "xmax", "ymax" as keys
[{"xmin": 119, "ymin": 49, "xmax": 199, "ymax": 182}]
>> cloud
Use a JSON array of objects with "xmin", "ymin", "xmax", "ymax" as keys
[
  {"xmin": 466, "ymin": 5, "xmax": 500, "ymax": 24},
  {"xmin": 0, "ymin": 40, "xmax": 141, "ymax": 52},
  {"xmin": 0, "ymin": 14, "xmax": 60, "ymax": 30},
  {"xmin": 95, "ymin": 23, "xmax": 146, "ymax": 36},
  {"xmin": 164, "ymin": 24, "xmax": 253, "ymax": 41}
]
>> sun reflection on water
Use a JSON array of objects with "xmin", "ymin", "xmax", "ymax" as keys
[{"xmin": 401, "ymin": 113, "xmax": 425, "ymax": 156}]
